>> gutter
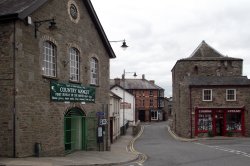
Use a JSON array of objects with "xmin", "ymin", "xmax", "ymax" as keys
[
  {"xmin": 189, "ymin": 86, "xmax": 192, "ymax": 138},
  {"xmin": 12, "ymin": 20, "xmax": 17, "ymax": 158}
]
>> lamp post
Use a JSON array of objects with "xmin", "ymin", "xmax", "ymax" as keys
[{"xmin": 122, "ymin": 69, "xmax": 137, "ymax": 135}]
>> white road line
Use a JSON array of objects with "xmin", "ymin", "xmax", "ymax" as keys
[{"xmin": 194, "ymin": 143, "xmax": 250, "ymax": 158}]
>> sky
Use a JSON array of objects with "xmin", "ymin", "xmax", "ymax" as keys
[{"xmin": 91, "ymin": 0, "xmax": 250, "ymax": 97}]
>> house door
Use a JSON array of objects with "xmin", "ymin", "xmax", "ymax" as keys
[
  {"xmin": 215, "ymin": 113, "xmax": 224, "ymax": 136},
  {"xmin": 139, "ymin": 110, "xmax": 145, "ymax": 122},
  {"xmin": 110, "ymin": 118, "xmax": 113, "ymax": 144},
  {"xmin": 64, "ymin": 108, "xmax": 86, "ymax": 152}
]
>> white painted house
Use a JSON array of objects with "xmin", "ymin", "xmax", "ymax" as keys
[
  {"xmin": 110, "ymin": 85, "xmax": 136, "ymax": 128},
  {"xmin": 109, "ymin": 92, "xmax": 121, "ymax": 143}
]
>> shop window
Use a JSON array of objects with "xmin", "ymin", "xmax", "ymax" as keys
[
  {"xmin": 226, "ymin": 113, "xmax": 241, "ymax": 131},
  {"xmin": 69, "ymin": 47, "xmax": 80, "ymax": 82},
  {"xmin": 226, "ymin": 89, "xmax": 236, "ymax": 101},
  {"xmin": 203, "ymin": 89, "xmax": 212, "ymax": 101},
  {"xmin": 151, "ymin": 110, "xmax": 158, "ymax": 120},
  {"xmin": 198, "ymin": 114, "xmax": 212, "ymax": 131},
  {"xmin": 42, "ymin": 41, "xmax": 56, "ymax": 77}
]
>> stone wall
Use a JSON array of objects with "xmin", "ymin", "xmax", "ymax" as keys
[
  {"xmin": 190, "ymin": 87, "xmax": 250, "ymax": 137},
  {"xmin": 0, "ymin": 0, "xmax": 111, "ymax": 157},
  {"xmin": 172, "ymin": 58, "xmax": 244, "ymax": 138},
  {"xmin": 0, "ymin": 22, "xmax": 15, "ymax": 157}
]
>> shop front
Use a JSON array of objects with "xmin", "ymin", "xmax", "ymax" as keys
[{"xmin": 195, "ymin": 107, "xmax": 245, "ymax": 137}]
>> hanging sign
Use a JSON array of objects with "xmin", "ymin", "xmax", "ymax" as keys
[{"xmin": 50, "ymin": 81, "xmax": 95, "ymax": 102}]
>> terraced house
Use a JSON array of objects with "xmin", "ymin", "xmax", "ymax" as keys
[
  {"xmin": 0, "ymin": 0, "xmax": 115, "ymax": 157},
  {"xmin": 172, "ymin": 41, "xmax": 250, "ymax": 138}
]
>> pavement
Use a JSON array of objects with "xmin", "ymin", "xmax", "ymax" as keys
[{"xmin": 0, "ymin": 127, "xmax": 139, "ymax": 166}]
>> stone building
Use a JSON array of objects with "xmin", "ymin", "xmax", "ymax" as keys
[
  {"xmin": 0, "ymin": 0, "xmax": 115, "ymax": 157},
  {"xmin": 111, "ymin": 74, "xmax": 165, "ymax": 122},
  {"xmin": 163, "ymin": 97, "xmax": 172, "ymax": 121},
  {"xmin": 172, "ymin": 41, "xmax": 250, "ymax": 138}
]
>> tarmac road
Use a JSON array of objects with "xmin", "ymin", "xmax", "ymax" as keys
[{"xmin": 126, "ymin": 121, "xmax": 250, "ymax": 166}]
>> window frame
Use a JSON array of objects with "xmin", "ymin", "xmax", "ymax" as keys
[
  {"xmin": 42, "ymin": 41, "xmax": 57, "ymax": 77},
  {"xmin": 197, "ymin": 113, "xmax": 213, "ymax": 132},
  {"xmin": 149, "ymin": 99, "xmax": 153, "ymax": 107},
  {"xmin": 226, "ymin": 89, "xmax": 236, "ymax": 101},
  {"xmin": 151, "ymin": 110, "xmax": 158, "ymax": 120},
  {"xmin": 202, "ymin": 89, "xmax": 212, "ymax": 101},
  {"xmin": 69, "ymin": 47, "xmax": 80, "ymax": 82},
  {"xmin": 226, "ymin": 112, "xmax": 242, "ymax": 132},
  {"xmin": 90, "ymin": 57, "xmax": 99, "ymax": 85}
]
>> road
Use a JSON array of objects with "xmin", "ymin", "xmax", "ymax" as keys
[{"xmin": 124, "ymin": 122, "xmax": 250, "ymax": 166}]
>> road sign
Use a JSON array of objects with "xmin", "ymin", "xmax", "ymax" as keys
[
  {"xmin": 100, "ymin": 119, "xmax": 107, "ymax": 125},
  {"xmin": 96, "ymin": 112, "xmax": 105, "ymax": 117}
]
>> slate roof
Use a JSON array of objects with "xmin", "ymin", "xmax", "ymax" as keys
[
  {"xmin": 0, "ymin": 0, "xmax": 116, "ymax": 58},
  {"xmin": 110, "ymin": 79, "xmax": 164, "ymax": 90},
  {"xmin": 185, "ymin": 76, "xmax": 250, "ymax": 86},
  {"xmin": 0, "ymin": 0, "xmax": 48, "ymax": 20},
  {"xmin": 180, "ymin": 41, "xmax": 242, "ymax": 61}
]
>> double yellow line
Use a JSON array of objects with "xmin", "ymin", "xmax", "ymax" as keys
[{"xmin": 127, "ymin": 125, "xmax": 147, "ymax": 165}]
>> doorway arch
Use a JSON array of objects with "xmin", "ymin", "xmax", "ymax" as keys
[{"xmin": 64, "ymin": 107, "xmax": 86, "ymax": 152}]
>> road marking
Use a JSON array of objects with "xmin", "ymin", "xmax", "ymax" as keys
[
  {"xmin": 127, "ymin": 125, "xmax": 147, "ymax": 165},
  {"xmin": 194, "ymin": 142, "xmax": 250, "ymax": 158}
]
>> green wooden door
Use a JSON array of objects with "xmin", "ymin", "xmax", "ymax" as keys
[{"xmin": 64, "ymin": 108, "xmax": 86, "ymax": 152}]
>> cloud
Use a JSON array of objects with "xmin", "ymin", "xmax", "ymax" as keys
[{"xmin": 92, "ymin": 0, "xmax": 250, "ymax": 96}]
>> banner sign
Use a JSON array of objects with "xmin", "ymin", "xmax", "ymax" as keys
[
  {"xmin": 121, "ymin": 102, "xmax": 131, "ymax": 109},
  {"xmin": 50, "ymin": 81, "xmax": 95, "ymax": 102}
]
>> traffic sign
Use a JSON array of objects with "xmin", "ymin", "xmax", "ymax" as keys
[
  {"xmin": 100, "ymin": 119, "xmax": 107, "ymax": 125},
  {"xmin": 96, "ymin": 112, "xmax": 105, "ymax": 117}
]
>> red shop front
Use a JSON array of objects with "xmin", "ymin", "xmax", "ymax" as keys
[{"xmin": 195, "ymin": 107, "xmax": 245, "ymax": 137}]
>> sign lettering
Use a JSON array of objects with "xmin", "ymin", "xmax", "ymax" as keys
[{"xmin": 50, "ymin": 81, "xmax": 95, "ymax": 102}]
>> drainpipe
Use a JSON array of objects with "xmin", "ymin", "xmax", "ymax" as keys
[
  {"xmin": 12, "ymin": 20, "xmax": 17, "ymax": 158},
  {"xmin": 189, "ymin": 86, "xmax": 192, "ymax": 138}
]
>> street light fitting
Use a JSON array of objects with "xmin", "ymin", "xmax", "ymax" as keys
[{"xmin": 109, "ymin": 39, "xmax": 129, "ymax": 50}]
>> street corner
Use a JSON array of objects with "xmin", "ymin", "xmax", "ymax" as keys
[{"xmin": 166, "ymin": 125, "xmax": 197, "ymax": 142}]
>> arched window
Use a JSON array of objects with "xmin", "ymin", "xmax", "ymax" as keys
[
  {"xmin": 90, "ymin": 58, "xmax": 98, "ymax": 85},
  {"xmin": 43, "ymin": 41, "xmax": 56, "ymax": 77},
  {"xmin": 69, "ymin": 47, "xmax": 80, "ymax": 81}
]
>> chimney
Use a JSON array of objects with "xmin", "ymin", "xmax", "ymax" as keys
[
  {"xmin": 114, "ymin": 78, "xmax": 120, "ymax": 86},
  {"xmin": 142, "ymin": 74, "xmax": 145, "ymax": 80},
  {"xmin": 149, "ymin": 80, "xmax": 155, "ymax": 84}
]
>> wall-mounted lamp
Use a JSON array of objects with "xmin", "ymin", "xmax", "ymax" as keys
[
  {"xmin": 109, "ymin": 39, "xmax": 128, "ymax": 50},
  {"xmin": 34, "ymin": 18, "xmax": 57, "ymax": 38}
]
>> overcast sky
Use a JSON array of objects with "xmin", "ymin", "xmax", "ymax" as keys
[{"xmin": 91, "ymin": 0, "xmax": 250, "ymax": 97}]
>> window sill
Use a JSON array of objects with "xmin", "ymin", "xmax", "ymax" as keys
[
  {"xmin": 42, "ymin": 75, "xmax": 59, "ymax": 80},
  {"xmin": 90, "ymin": 84, "xmax": 99, "ymax": 87},
  {"xmin": 69, "ymin": 80, "xmax": 81, "ymax": 84}
]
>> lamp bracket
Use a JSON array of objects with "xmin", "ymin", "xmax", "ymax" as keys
[{"xmin": 34, "ymin": 18, "xmax": 56, "ymax": 38}]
